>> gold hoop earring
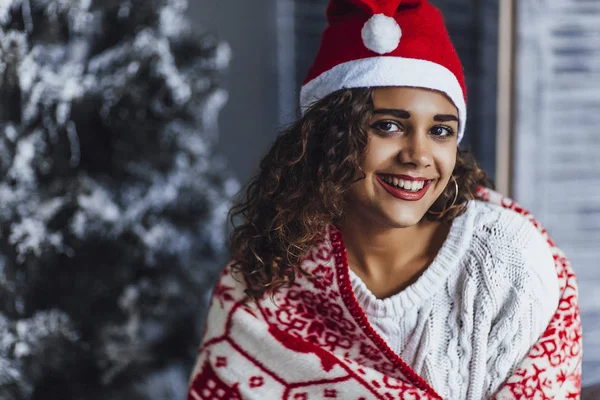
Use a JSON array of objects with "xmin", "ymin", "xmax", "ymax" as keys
[{"xmin": 428, "ymin": 176, "xmax": 459, "ymax": 217}]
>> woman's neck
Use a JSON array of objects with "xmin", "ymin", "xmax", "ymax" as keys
[{"xmin": 337, "ymin": 216, "xmax": 450, "ymax": 298}]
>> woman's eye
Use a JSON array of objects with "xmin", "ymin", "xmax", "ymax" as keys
[
  {"xmin": 430, "ymin": 126, "xmax": 455, "ymax": 137},
  {"xmin": 373, "ymin": 121, "xmax": 401, "ymax": 133}
]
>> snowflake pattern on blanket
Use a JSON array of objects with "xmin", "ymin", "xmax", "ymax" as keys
[{"xmin": 187, "ymin": 188, "xmax": 582, "ymax": 399}]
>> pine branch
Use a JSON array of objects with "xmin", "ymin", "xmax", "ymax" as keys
[{"xmin": 0, "ymin": 0, "xmax": 235, "ymax": 398}]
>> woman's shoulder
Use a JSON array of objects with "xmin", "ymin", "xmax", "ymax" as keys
[
  {"xmin": 466, "ymin": 198, "xmax": 551, "ymax": 251},
  {"xmin": 209, "ymin": 261, "xmax": 250, "ymax": 305},
  {"xmin": 462, "ymin": 199, "xmax": 560, "ymax": 308}
]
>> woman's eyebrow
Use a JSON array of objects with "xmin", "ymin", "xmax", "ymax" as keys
[
  {"xmin": 373, "ymin": 109, "xmax": 458, "ymax": 122},
  {"xmin": 372, "ymin": 108, "xmax": 411, "ymax": 118},
  {"xmin": 434, "ymin": 114, "xmax": 459, "ymax": 122}
]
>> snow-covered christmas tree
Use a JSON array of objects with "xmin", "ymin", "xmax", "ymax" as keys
[{"xmin": 0, "ymin": 0, "xmax": 237, "ymax": 398}]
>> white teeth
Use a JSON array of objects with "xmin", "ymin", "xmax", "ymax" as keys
[{"xmin": 381, "ymin": 176, "xmax": 426, "ymax": 192}]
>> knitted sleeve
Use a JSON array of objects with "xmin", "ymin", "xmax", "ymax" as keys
[{"xmin": 476, "ymin": 207, "xmax": 560, "ymax": 398}]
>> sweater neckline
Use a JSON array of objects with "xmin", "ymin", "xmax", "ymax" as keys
[{"xmin": 332, "ymin": 201, "xmax": 477, "ymax": 318}]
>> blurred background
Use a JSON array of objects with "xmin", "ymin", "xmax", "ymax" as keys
[{"xmin": 0, "ymin": 0, "xmax": 598, "ymax": 398}]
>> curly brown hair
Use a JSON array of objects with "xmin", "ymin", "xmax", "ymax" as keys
[{"xmin": 229, "ymin": 88, "xmax": 493, "ymax": 300}]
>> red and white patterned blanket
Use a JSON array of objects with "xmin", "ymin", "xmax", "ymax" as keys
[{"xmin": 187, "ymin": 188, "xmax": 582, "ymax": 399}]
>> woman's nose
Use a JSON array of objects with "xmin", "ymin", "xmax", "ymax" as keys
[{"xmin": 396, "ymin": 131, "xmax": 433, "ymax": 168}]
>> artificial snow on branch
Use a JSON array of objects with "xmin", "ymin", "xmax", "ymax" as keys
[{"xmin": 0, "ymin": 0, "xmax": 236, "ymax": 399}]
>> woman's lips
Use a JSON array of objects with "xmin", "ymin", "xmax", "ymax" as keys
[{"xmin": 376, "ymin": 175, "xmax": 433, "ymax": 201}]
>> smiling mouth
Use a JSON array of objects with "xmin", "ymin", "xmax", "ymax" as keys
[
  {"xmin": 376, "ymin": 174, "xmax": 434, "ymax": 201},
  {"xmin": 378, "ymin": 175, "xmax": 432, "ymax": 192}
]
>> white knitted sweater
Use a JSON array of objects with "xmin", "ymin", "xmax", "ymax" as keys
[{"xmin": 348, "ymin": 200, "xmax": 560, "ymax": 400}]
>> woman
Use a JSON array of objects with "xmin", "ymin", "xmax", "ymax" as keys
[{"xmin": 188, "ymin": 1, "xmax": 582, "ymax": 399}]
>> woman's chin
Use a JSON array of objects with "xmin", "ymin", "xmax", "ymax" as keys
[{"xmin": 380, "ymin": 209, "xmax": 429, "ymax": 228}]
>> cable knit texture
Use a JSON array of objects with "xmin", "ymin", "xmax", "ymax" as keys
[
  {"xmin": 188, "ymin": 189, "xmax": 581, "ymax": 400},
  {"xmin": 348, "ymin": 199, "xmax": 560, "ymax": 400}
]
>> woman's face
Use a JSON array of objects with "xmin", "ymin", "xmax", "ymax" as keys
[{"xmin": 345, "ymin": 87, "xmax": 459, "ymax": 228}]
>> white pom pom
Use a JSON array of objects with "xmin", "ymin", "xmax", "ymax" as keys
[{"xmin": 361, "ymin": 14, "xmax": 402, "ymax": 54}]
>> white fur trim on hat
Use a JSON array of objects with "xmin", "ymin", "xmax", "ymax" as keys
[
  {"xmin": 361, "ymin": 14, "xmax": 402, "ymax": 54},
  {"xmin": 300, "ymin": 56, "xmax": 467, "ymax": 143}
]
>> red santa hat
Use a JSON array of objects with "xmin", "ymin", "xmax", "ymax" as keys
[{"xmin": 300, "ymin": 0, "xmax": 468, "ymax": 143}]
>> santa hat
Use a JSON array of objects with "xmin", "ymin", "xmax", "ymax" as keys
[{"xmin": 300, "ymin": 0, "xmax": 467, "ymax": 143}]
